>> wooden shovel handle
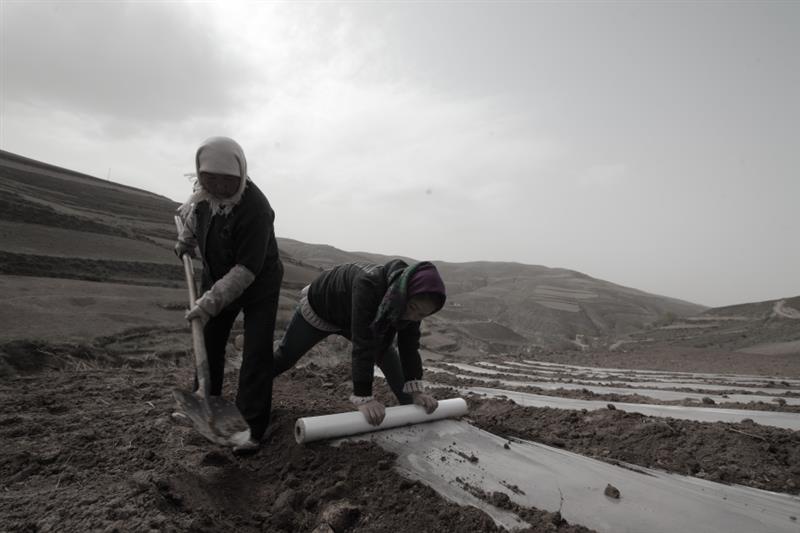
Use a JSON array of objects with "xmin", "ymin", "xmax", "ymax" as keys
[{"xmin": 174, "ymin": 215, "xmax": 211, "ymax": 397}]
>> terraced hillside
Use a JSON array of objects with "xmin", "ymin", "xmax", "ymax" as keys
[
  {"xmin": 616, "ymin": 296, "xmax": 800, "ymax": 356},
  {"xmin": 279, "ymin": 239, "xmax": 706, "ymax": 353},
  {"xmin": 0, "ymin": 150, "xmax": 320, "ymax": 341},
  {"xmin": 5, "ymin": 149, "xmax": 778, "ymax": 356}
]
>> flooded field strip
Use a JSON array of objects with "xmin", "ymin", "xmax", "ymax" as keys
[
  {"xmin": 492, "ymin": 362, "xmax": 799, "ymax": 387},
  {"xmin": 464, "ymin": 387, "xmax": 800, "ymax": 430},
  {"xmin": 578, "ymin": 380, "xmax": 795, "ymax": 395},
  {"xmin": 514, "ymin": 360, "xmax": 800, "ymax": 387},
  {"xmin": 472, "ymin": 361, "xmax": 560, "ymax": 374},
  {"xmin": 424, "ymin": 369, "xmax": 800, "ymax": 406},
  {"xmin": 439, "ymin": 363, "xmax": 799, "ymax": 396},
  {"xmin": 511, "ymin": 359, "xmax": 800, "ymax": 383},
  {"xmin": 439, "ymin": 362, "xmax": 535, "ymax": 379},
  {"xmin": 481, "ymin": 361, "xmax": 800, "ymax": 389},
  {"xmin": 424, "ymin": 367, "xmax": 800, "ymax": 405},
  {"xmin": 338, "ymin": 420, "xmax": 800, "ymax": 533}
]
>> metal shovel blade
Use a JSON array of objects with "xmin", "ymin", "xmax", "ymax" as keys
[{"xmin": 173, "ymin": 389, "xmax": 248, "ymax": 445}]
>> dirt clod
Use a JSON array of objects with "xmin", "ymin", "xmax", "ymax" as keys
[
  {"xmin": 320, "ymin": 481, "xmax": 348, "ymax": 501},
  {"xmin": 489, "ymin": 491, "xmax": 512, "ymax": 509},
  {"xmin": 200, "ymin": 451, "xmax": 231, "ymax": 467},
  {"xmin": 128, "ymin": 470, "xmax": 152, "ymax": 494},
  {"xmin": 320, "ymin": 500, "xmax": 361, "ymax": 533},
  {"xmin": 273, "ymin": 489, "xmax": 299, "ymax": 512},
  {"xmin": 604, "ymin": 484, "xmax": 620, "ymax": 499}
]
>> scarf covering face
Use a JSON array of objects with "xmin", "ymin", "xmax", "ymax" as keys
[
  {"xmin": 371, "ymin": 261, "xmax": 446, "ymax": 334},
  {"xmin": 178, "ymin": 136, "xmax": 250, "ymax": 218}
]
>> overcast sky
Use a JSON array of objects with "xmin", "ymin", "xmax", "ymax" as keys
[{"xmin": 1, "ymin": 1, "xmax": 797, "ymax": 307}]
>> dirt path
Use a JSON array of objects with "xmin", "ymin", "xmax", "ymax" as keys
[{"xmin": 774, "ymin": 300, "xmax": 800, "ymax": 319}]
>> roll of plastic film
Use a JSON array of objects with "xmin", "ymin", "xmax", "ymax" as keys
[{"xmin": 294, "ymin": 397, "xmax": 468, "ymax": 444}]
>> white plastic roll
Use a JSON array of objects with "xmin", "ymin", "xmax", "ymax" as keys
[{"xmin": 294, "ymin": 397, "xmax": 468, "ymax": 444}]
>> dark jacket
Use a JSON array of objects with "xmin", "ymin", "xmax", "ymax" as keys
[
  {"xmin": 194, "ymin": 181, "xmax": 282, "ymax": 303},
  {"xmin": 308, "ymin": 260, "xmax": 423, "ymax": 396}
]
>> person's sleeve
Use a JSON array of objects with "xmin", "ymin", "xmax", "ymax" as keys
[
  {"xmin": 195, "ymin": 265, "xmax": 255, "ymax": 317},
  {"xmin": 177, "ymin": 209, "xmax": 198, "ymax": 248},
  {"xmin": 398, "ymin": 323, "xmax": 424, "ymax": 392},
  {"xmin": 350, "ymin": 275, "xmax": 383, "ymax": 397}
]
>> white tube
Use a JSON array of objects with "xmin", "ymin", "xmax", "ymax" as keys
[{"xmin": 295, "ymin": 397, "xmax": 468, "ymax": 444}]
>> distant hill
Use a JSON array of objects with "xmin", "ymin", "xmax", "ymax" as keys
[
  {"xmin": 1, "ymin": 149, "xmax": 711, "ymax": 350},
  {"xmin": 0, "ymin": 150, "xmax": 320, "ymax": 341},
  {"xmin": 614, "ymin": 295, "xmax": 800, "ymax": 356},
  {"xmin": 276, "ymin": 239, "xmax": 706, "ymax": 353},
  {"xmin": 0, "ymin": 149, "xmax": 320, "ymax": 289}
]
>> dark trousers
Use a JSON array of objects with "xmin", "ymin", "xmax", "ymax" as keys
[
  {"xmin": 274, "ymin": 309, "xmax": 413, "ymax": 405},
  {"xmin": 201, "ymin": 273, "xmax": 282, "ymax": 440}
]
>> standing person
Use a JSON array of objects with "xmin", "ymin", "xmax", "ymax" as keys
[
  {"xmin": 174, "ymin": 136, "xmax": 283, "ymax": 453},
  {"xmin": 274, "ymin": 260, "xmax": 446, "ymax": 425}
]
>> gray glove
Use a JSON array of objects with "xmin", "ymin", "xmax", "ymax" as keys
[
  {"xmin": 174, "ymin": 240, "xmax": 197, "ymax": 259},
  {"xmin": 194, "ymin": 265, "xmax": 255, "ymax": 317},
  {"xmin": 357, "ymin": 399, "xmax": 386, "ymax": 426},
  {"xmin": 411, "ymin": 391, "xmax": 438, "ymax": 414},
  {"xmin": 185, "ymin": 304, "xmax": 210, "ymax": 326}
]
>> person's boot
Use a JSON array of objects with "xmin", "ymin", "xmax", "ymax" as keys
[{"xmin": 229, "ymin": 428, "xmax": 260, "ymax": 455}]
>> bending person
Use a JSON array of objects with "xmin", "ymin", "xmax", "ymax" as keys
[
  {"xmin": 274, "ymin": 260, "xmax": 446, "ymax": 425},
  {"xmin": 175, "ymin": 136, "xmax": 283, "ymax": 453}
]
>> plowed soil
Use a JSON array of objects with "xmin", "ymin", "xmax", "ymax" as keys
[{"xmin": 0, "ymin": 332, "xmax": 590, "ymax": 533}]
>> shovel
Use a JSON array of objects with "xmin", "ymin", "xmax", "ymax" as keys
[{"xmin": 172, "ymin": 215, "xmax": 247, "ymax": 445}]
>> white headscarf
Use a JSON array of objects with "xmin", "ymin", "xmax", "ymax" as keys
[{"xmin": 179, "ymin": 136, "xmax": 250, "ymax": 218}]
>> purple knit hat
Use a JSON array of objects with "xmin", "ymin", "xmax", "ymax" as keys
[{"xmin": 406, "ymin": 263, "xmax": 447, "ymax": 312}]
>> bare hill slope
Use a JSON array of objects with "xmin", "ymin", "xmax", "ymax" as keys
[
  {"xmin": 278, "ymin": 239, "xmax": 706, "ymax": 353},
  {"xmin": 3, "ymin": 149, "xmax": 704, "ymax": 350},
  {"xmin": 0, "ymin": 150, "xmax": 319, "ymax": 341},
  {"xmin": 616, "ymin": 295, "xmax": 800, "ymax": 356}
]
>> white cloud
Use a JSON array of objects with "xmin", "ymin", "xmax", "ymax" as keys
[
  {"xmin": 577, "ymin": 163, "xmax": 628, "ymax": 187},
  {"xmin": 1, "ymin": 1, "xmax": 798, "ymax": 306},
  {"xmin": 3, "ymin": 2, "xmax": 246, "ymax": 128}
]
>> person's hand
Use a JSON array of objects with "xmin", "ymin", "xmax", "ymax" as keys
[
  {"xmin": 185, "ymin": 304, "xmax": 210, "ymax": 326},
  {"xmin": 357, "ymin": 399, "xmax": 386, "ymax": 426},
  {"xmin": 174, "ymin": 240, "xmax": 196, "ymax": 259},
  {"xmin": 412, "ymin": 392, "xmax": 438, "ymax": 414}
]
